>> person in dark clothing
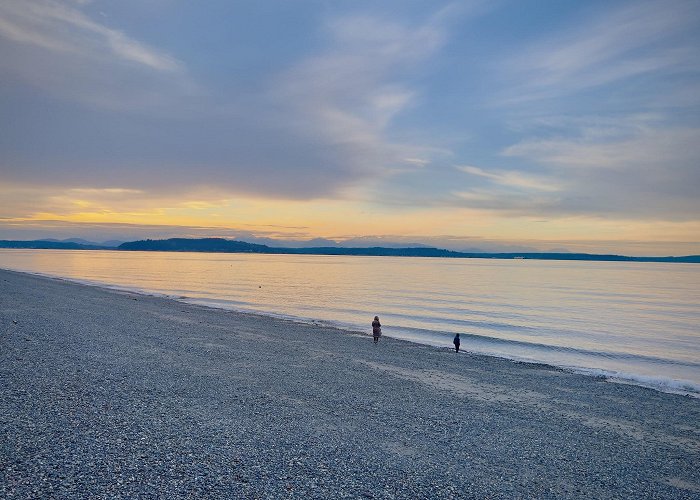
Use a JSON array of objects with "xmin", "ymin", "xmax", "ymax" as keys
[
  {"xmin": 372, "ymin": 316, "xmax": 382, "ymax": 344},
  {"xmin": 453, "ymin": 333, "xmax": 461, "ymax": 353}
]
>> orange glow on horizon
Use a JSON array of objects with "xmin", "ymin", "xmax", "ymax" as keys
[{"xmin": 1, "ymin": 183, "xmax": 698, "ymax": 255}]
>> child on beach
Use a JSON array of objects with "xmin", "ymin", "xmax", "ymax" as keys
[
  {"xmin": 453, "ymin": 333, "xmax": 460, "ymax": 353},
  {"xmin": 372, "ymin": 316, "xmax": 382, "ymax": 344}
]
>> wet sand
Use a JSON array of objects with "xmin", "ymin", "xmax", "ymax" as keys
[{"xmin": 1, "ymin": 268, "xmax": 699, "ymax": 498}]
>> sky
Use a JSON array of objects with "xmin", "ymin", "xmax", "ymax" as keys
[{"xmin": 1, "ymin": 0, "xmax": 699, "ymax": 255}]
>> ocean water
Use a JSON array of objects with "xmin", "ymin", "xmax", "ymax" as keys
[{"xmin": 1, "ymin": 249, "xmax": 699, "ymax": 396}]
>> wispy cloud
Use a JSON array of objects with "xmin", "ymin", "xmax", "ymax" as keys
[
  {"xmin": 480, "ymin": 1, "xmax": 700, "ymax": 221},
  {"xmin": 267, "ymin": 8, "xmax": 456, "ymax": 180},
  {"xmin": 0, "ymin": 0, "xmax": 180, "ymax": 71},
  {"xmin": 0, "ymin": 0, "xmax": 189, "ymax": 110},
  {"xmin": 449, "ymin": 189, "xmax": 560, "ymax": 214},
  {"xmin": 456, "ymin": 165, "xmax": 561, "ymax": 191},
  {"xmin": 504, "ymin": 127, "xmax": 699, "ymax": 169},
  {"xmin": 502, "ymin": 122, "xmax": 700, "ymax": 219},
  {"xmin": 70, "ymin": 188, "xmax": 145, "ymax": 195},
  {"xmin": 500, "ymin": 0, "xmax": 700, "ymax": 103},
  {"xmin": 1, "ymin": 4, "xmax": 463, "ymax": 201}
]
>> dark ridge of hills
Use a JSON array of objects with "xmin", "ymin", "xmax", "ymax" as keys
[
  {"xmin": 1, "ymin": 238, "xmax": 698, "ymax": 263},
  {"xmin": 35, "ymin": 237, "xmax": 123, "ymax": 247},
  {"xmin": 116, "ymin": 238, "xmax": 700, "ymax": 262},
  {"xmin": 118, "ymin": 238, "xmax": 271, "ymax": 253},
  {"xmin": 0, "ymin": 240, "xmax": 106, "ymax": 250}
]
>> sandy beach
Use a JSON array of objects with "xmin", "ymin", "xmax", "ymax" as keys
[{"xmin": 1, "ymin": 269, "xmax": 699, "ymax": 499}]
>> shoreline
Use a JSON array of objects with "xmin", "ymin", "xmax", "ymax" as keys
[
  {"xmin": 3, "ymin": 266, "xmax": 699, "ymax": 399},
  {"xmin": 3, "ymin": 241, "xmax": 700, "ymax": 263},
  {"xmin": 2, "ymin": 268, "xmax": 700, "ymax": 498}
]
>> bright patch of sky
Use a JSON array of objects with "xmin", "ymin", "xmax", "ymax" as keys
[{"xmin": 1, "ymin": 0, "xmax": 699, "ymax": 254}]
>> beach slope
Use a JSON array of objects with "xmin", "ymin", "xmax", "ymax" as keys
[{"xmin": 1, "ymin": 269, "xmax": 698, "ymax": 498}]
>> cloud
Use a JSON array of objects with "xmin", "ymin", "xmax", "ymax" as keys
[
  {"xmin": 0, "ymin": 0, "xmax": 189, "ymax": 111},
  {"xmin": 2, "ymin": 0, "xmax": 697, "ymax": 240},
  {"xmin": 433, "ymin": 113, "xmax": 700, "ymax": 220},
  {"xmin": 105, "ymin": 31, "xmax": 179, "ymax": 72},
  {"xmin": 448, "ymin": 189, "xmax": 561, "ymax": 215},
  {"xmin": 456, "ymin": 165, "xmax": 561, "ymax": 191},
  {"xmin": 265, "ymin": 10, "xmax": 452, "ymax": 182},
  {"xmin": 502, "ymin": 122, "xmax": 700, "ymax": 219},
  {"xmin": 0, "ymin": 0, "xmax": 180, "ymax": 71},
  {"xmin": 473, "ymin": 1, "xmax": 700, "ymax": 221},
  {"xmin": 0, "ymin": 2, "xmax": 458, "ymax": 201},
  {"xmin": 500, "ymin": 1, "xmax": 700, "ymax": 102},
  {"xmin": 504, "ymin": 128, "xmax": 698, "ymax": 169},
  {"xmin": 0, "ymin": 181, "xmax": 216, "ymax": 221},
  {"xmin": 69, "ymin": 187, "xmax": 145, "ymax": 195}
]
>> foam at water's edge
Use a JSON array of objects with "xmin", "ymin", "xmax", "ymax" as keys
[
  {"xmin": 3, "ymin": 267, "xmax": 699, "ymax": 399},
  {"xmin": 568, "ymin": 367, "xmax": 700, "ymax": 398}
]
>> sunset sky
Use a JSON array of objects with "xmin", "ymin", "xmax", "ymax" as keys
[{"xmin": 1, "ymin": 0, "xmax": 699, "ymax": 255}]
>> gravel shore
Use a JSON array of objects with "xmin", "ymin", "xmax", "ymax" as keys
[{"xmin": 1, "ymin": 268, "xmax": 699, "ymax": 499}]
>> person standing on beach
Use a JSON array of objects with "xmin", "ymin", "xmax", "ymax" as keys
[
  {"xmin": 372, "ymin": 316, "xmax": 382, "ymax": 344},
  {"xmin": 453, "ymin": 333, "xmax": 461, "ymax": 353}
]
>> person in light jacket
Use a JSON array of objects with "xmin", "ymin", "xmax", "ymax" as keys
[{"xmin": 372, "ymin": 316, "xmax": 382, "ymax": 344}]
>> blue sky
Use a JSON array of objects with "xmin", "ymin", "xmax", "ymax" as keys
[{"xmin": 1, "ymin": 0, "xmax": 699, "ymax": 254}]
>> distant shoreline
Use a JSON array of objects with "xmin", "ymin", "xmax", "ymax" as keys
[{"xmin": 1, "ymin": 237, "xmax": 699, "ymax": 263}]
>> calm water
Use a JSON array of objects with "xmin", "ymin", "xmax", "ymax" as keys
[{"xmin": 2, "ymin": 249, "xmax": 699, "ymax": 396}]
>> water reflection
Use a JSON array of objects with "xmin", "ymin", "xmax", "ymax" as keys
[{"xmin": 1, "ymin": 249, "xmax": 699, "ymax": 392}]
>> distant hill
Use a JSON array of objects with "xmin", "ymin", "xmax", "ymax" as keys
[
  {"xmin": 117, "ymin": 238, "xmax": 469, "ymax": 257},
  {"xmin": 0, "ymin": 240, "xmax": 104, "ymax": 250},
  {"xmin": 118, "ymin": 238, "xmax": 272, "ymax": 253},
  {"xmin": 41, "ymin": 238, "xmax": 123, "ymax": 247},
  {"xmin": 2, "ymin": 238, "xmax": 698, "ymax": 263},
  {"xmin": 117, "ymin": 238, "xmax": 700, "ymax": 263}
]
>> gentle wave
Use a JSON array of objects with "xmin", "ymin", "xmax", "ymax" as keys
[
  {"xmin": 570, "ymin": 368, "xmax": 700, "ymax": 398},
  {"xmin": 185, "ymin": 296, "xmax": 700, "ymax": 398}
]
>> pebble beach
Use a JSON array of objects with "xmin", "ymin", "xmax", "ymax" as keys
[{"xmin": 1, "ymin": 268, "xmax": 699, "ymax": 498}]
